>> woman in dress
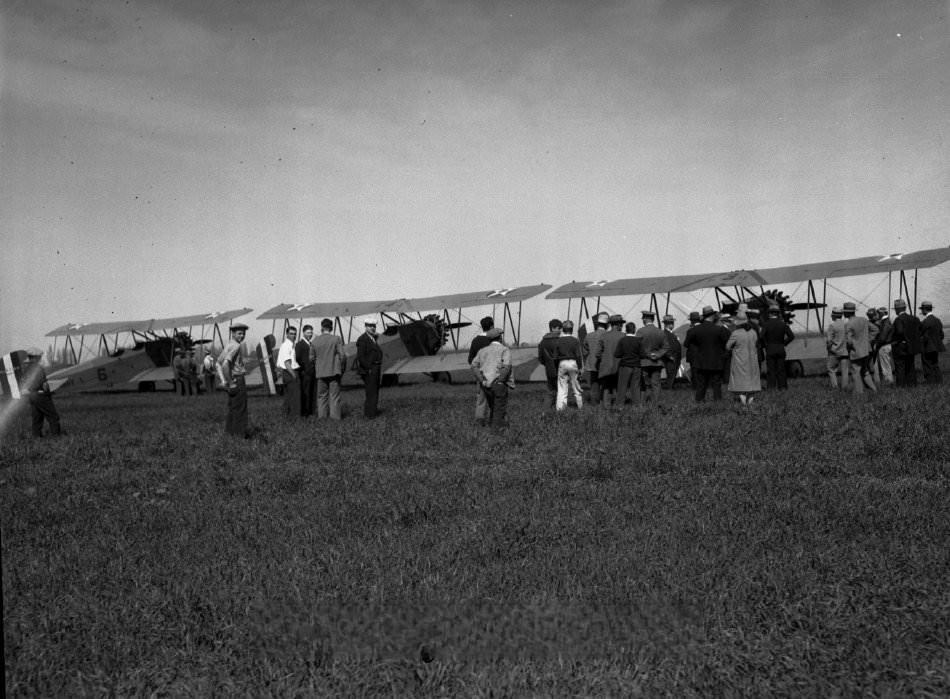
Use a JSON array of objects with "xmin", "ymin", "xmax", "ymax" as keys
[{"xmin": 725, "ymin": 314, "xmax": 762, "ymax": 408}]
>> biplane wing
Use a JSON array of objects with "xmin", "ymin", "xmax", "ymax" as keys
[{"xmin": 547, "ymin": 246, "xmax": 950, "ymax": 299}]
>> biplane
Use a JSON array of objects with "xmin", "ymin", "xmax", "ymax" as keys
[
  {"xmin": 547, "ymin": 245, "xmax": 950, "ymax": 378},
  {"xmin": 38, "ymin": 308, "xmax": 255, "ymax": 394},
  {"xmin": 257, "ymin": 284, "xmax": 553, "ymax": 391}
]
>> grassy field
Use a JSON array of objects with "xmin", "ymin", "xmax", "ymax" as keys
[{"xmin": 2, "ymin": 375, "xmax": 949, "ymax": 696}]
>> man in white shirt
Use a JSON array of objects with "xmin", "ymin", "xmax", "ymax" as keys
[{"xmin": 276, "ymin": 325, "xmax": 300, "ymax": 417}]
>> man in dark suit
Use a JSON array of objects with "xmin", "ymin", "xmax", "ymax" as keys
[
  {"xmin": 636, "ymin": 310, "xmax": 669, "ymax": 405},
  {"xmin": 660, "ymin": 314, "xmax": 682, "ymax": 389},
  {"xmin": 597, "ymin": 315, "xmax": 625, "ymax": 409},
  {"xmin": 891, "ymin": 298, "xmax": 923, "ymax": 387},
  {"xmin": 682, "ymin": 306, "xmax": 731, "ymax": 402},
  {"xmin": 583, "ymin": 312, "xmax": 609, "ymax": 406},
  {"xmin": 684, "ymin": 311, "xmax": 701, "ymax": 390},
  {"xmin": 355, "ymin": 320, "xmax": 384, "ymax": 417},
  {"xmin": 760, "ymin": 305, "xmax": 795, "ymax": 390},
  {"xmin": 295, "ymin": 324, "xmax": 316, "ymax": 416},
  {"xmin": 537, "ymin": 318, "xmax": 562, "ymax": 409},
  {"xmin": 919, "ymin": 301, "xmax": 945, "ymax": 384}
]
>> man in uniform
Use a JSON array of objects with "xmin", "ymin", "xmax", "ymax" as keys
[
  {"xmin": 583, "ymin": 312, "xmax": 609, "ymax": 406},
  {"xmin": 355, "ymin": 320, "xmax": 384, "ymax": 418},
  {"xmin": 660, "ymin": 314, "xmax": 682, "ymax": 389},
  {"xmin": 219, "ymin": 322, "xmax": 250, "ymax": 437},
  {"xmin": 22, "ymin": 347, "xmax": 62, "ymax": 437},
  {"xmin": 636, "ymin": 310, "xmax": 670, "ymax": 405},
  {"xmin": 276, "ymin": 326, "xmax": 300, "ymax": 417},
  {"xmin": 760, "ymin": 306, "xmax": 795, "ymax": 390},
  {"xmin": 311, "ymin": 318, "xmax": 347, "ymax": 419},
  {"xmin": 295, "ymin": 324, "xmax": 316, "ymax": 416},
  {"xmin": 682, "ymin": 306, "xmax": 730, "ymax": 402},
  {"xmin": 537, "ymin": 318, "xmax": 563, "ymax": 410},
  {"xmin": 919, "ymin": 301, "xmax": 945, "ymax": 384},
  {"xmin": 891, "ymin": 298, "xmax": 922, "ymax": 387},
  {"xmin": 825, "ymin": 307, "xmax": 849, "ymax": 389}
]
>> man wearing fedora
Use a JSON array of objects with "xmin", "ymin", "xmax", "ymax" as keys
[
  {"xmin": 684, "ymin": 311, "xmax": 702, "ymax": 390},
  {"xmin": 919, "ymin": 301, "xmax": 945, "ymax": 384},
  {"xmin": 636, "ymin": 310, "xmax": 670, "ymax": 405},
  {"xmin": 661, "ymin": 314, "xmax": 682, "ymax": 389},
  {"xmin": 355, "ymin": 320, "xmax": 384, "ymax": 418},
  {"xmin": 22, "ymin": 347, "xmax": 62, "ymax": 437},
  {"xmin": 760, "ymin": 305, "xmax": 795, "ymax": 390},
  {"xmin": 682, "ymin": 306, "xmax": 730, "ymax": 402},
  {"xmin": 843, "ymin": 302, "xmax": 878, "ymax": 393},
  {"xmin": 890, "ymin": 299, "xmax": 922, "ymax": 387},
  {"xmin": 597, "ymin": 314, "xmax": 625, "ymax": 409},
  {"xmin": 583, "ymin": 312, "xmax": 609, "ymax": 406},
  {"xmin": 219, "ymin": 322, "xmax": 250, "ymax": 437}
]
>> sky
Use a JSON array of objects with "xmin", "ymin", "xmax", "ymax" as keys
[{"xmin": 1, "ymin": 0, "xmax": 948, "ymax": 352}]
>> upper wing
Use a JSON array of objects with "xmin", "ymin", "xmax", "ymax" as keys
[
  {"xmin": 46, "ymin": 308, "xmax": 253, "ymax": 337},
  {"xmin": 258, "ymin": 284, "xmax": 553, "ymax": 320},
  {"xmin": 547, "ymin": 246, "xmax": 950, "ymax": 298}
]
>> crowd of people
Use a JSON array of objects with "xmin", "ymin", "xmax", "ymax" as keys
[
  {"xmin": 214, "ymin": 298, "xmax": 944, "ymax": 436},
  {"xmin": 13, "ymin": 297, "xmax": 945, "ymax": 439}
]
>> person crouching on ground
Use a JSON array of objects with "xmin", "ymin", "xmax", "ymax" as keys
[
  {"xmin": 22, "ymin": 347, "xmax": 62, "ymax": 437},
  {"xmin": 555, "ymin": 320, "xmax": 583, "ymax": 411},
  {"xmin": 471, "ymin": 327, "xmax": 514, "ymax": 429}
]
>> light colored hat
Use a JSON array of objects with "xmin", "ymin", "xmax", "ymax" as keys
[
  {"xmin": 831, "ymin": 307, "xmax": 842, "ymax": 316},
  {"xmin": 593, "ymin": 312, "xmax": 610, "ymax": 325},
  {"xmin": 229, "ymin": 322, "xmax": 249, "ymax": 332},
  {"xmin": 26, "ymin": 346, "xmax": 43, "ymax": 357}
]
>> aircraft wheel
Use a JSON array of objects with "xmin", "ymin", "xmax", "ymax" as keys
[
  {"xmin": 786, "ymin": 360, "xmax": 804, "ymax": 379},
  {"xmin": 381, "ymin": 374, "xmax": 398, "ymax": 388}
]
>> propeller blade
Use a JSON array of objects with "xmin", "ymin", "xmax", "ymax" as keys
[
  {"xmin": 788, "ymin": 302, "xmax": 827, "ymax": 310},
  {"xmin": 445, "ymin": 322, "xmax": 472, "ymax": 330}
]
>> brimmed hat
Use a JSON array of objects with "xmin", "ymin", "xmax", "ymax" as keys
[
  {"xmin": 920, "ymin": 300, "xmax": 933, "ymax": 310},
  {"xmin": 26, "ymin": 346, "xmax": 43, "ymax": 357},
  {"xmin": 831, "ymin": 307, "xmax": 842, "ymax": 316},
  {"xmin": 689, "ymin": 311, "xmax": 701, "ymax": 322},
  {"xmin": 893, "ymin": 298, "xmax": 907, "ymax": 310},
  {"xmin": 662, "ymin": 314, "xmax": 675, "ymax": 324},
  {"xmin": 640, "ymin": 310, "xmax": 654, "ymax": 319},
  {"xmin": 593, "ymin": 312, "xmax": 610, "ymax": 325},
  {"xmin": 364, "ymin": 319, "xmax": 377, "ymax": 327},
  {"xmin": 866, "ymin": 308, "xmax": 877, "ymax": 317},
  {"xmin": 842, "ymin": 301, "xmax": 856, "ymax": 314},
  {"xmin": 877, "ymin": 306, "xmax": 888, "ymax": 315},
  {"xmin": 608, "ymin": 314, "xmax": 624, "ymax": 324},
  {"xmin": 701, "ymin": 305, "xmax": 716, "ymax": 318},
  {"xmin": 486, "ymin": 327, "xmax": 503, "ymax": 339},
  {"xmin": 229, "ymin": 322, "xmax": 249, "ymax": 332}
]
